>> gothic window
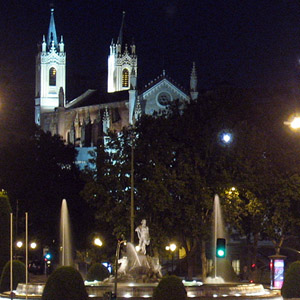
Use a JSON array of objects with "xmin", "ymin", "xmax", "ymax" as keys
[
  {"xmin": 122, "ymin": 69, "xmax": 129, "ymax": 87},
  {"xmin": 49, "ymin": 67, "xmax": 56, "ymax": 86},
  {"xmin": 157, "ymin": 92, "xmax": 172, "ymax": 106}
]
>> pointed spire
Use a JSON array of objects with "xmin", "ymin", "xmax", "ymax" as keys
[
  {"xmin": 42, "ymin": 35, "xmax": 47, "ymax": 52},
  {"xmin": 59, "ymin": 35, "xmax": 64, "ymax": 53},
  {"xmin": 103, "ymin": 107, "xmax": 110, "ymax": 135},
  {"xmin": 190, "ymin": 62, "xmax": 198, "ymax": 92},
  {"xmin": 47, "ymin": 7, "xmax": 58, "ymax": 48},
  {"xmin": 134, "ymin": 98, "xmax": 142, "ymax": 122},
  {"xmin": 190, "ymin": 62, "xmax": 198, "ymax": 101},
  {"xmin": 117, "ymin": 11, "xmax": 126, "ymax": 46}
]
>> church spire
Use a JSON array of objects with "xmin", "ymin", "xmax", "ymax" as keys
[
  {"xmin": 190, "ymin": 62, "xmax": 198, "ymax": 100},
  {"xmin": 47, "ymin": 7, "xmax": 58, "ymax": 48},
  {"xmin": 107, "ymin": 11, "xmax": 137, "ymax": 93},
  {"xmin": 117, "ymin": 11, "xmax": 126, "ymax": 46}
]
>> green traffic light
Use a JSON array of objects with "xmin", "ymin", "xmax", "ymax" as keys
[
  {"xmin": 216, "ymin": 238, "xmax": 226, "ymax": 258},
  {"xmin": 217, "ymin": 249, "xmax": 225, "ymax": 257}
]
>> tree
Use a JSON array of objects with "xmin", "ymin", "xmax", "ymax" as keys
[
  {"xmin": 82, "ymin": 85, "xmax": 300, "ymax": 280},
  {"xmin": 0, "ymin": 127, "xmax": 91, "ymax": 249}
]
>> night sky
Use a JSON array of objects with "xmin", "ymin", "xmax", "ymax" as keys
[{"xmin": 1, "ymin": 0, "xmax": 300, "ymax": 124}]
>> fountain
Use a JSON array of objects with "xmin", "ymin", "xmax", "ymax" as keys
[
  {"xmin": 3, "ymin": 198, "xmax": 282, "ymax": 300},
  {"xmin": 205, "ymin": 194, "xmax": 226, "ymax": 283},
  {"xmin": 60, "ymin": 199, "xmax": 73, "ymax": 266},
  {"xmin": 85, "ymin": 211, "xmax": 281, "ymax": 299},
  {"xmin": 8, "ymin": 199, "xmax": 73, "ymax": 299}
]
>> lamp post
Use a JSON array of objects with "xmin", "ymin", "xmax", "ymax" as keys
[
  {"xmin": 130, "ymin": 128, "xmax": 135, "ymax": 244},
  {"xmin": 166, "ymin": 243, "xmax": 177, "ymax": 274},
  {"xmin": 114, "ymin": 237, "xmax": 126, "ymax": 300}
]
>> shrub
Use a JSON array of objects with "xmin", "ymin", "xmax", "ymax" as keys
[
  {"xmin": 0, "ymin": 260, "xmax": 26, "ymax": 292},
  {"xmin": 86, "ymin": 263, "xmax": 109, "ymax": 281},
  {"xmin": 0, "ymin": 192, "xmax": 12, "ymax": 274},
  {"xmin": 42, "ymin": 266, "xmax": 88, "ymax": 300},
  {"xmin": 282, "ymin": 261, "xmax": 300, "ymax": 298},
  {"xmin": 153, "ymin": 275, "xmax": 187, "ymax": 300}
]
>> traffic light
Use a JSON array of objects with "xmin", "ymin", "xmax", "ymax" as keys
[
  {"xmin": 44, "ymin": 252, "xmax": 52, "ymax": 262},
  {"xmin": 216, "ymin": 238, "xmax": 226, "ymax": 258}
]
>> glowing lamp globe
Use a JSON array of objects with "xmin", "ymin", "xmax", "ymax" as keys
[
  {"xmin": 222, "ymin": 133, "xmax": 232, "ymax": 144},
  {"xmin": 291, "ymin": 117, "xmax": 300, "ymax": 129}
]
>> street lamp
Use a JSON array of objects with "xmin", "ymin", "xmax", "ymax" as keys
[
  {"xmin": 30, "ymin": 242, "xmax": 37, "ymax": 249},
  {"xmin": 16, "ymin": 241, "xmax": 23, "ymax": 249},
  {"xmin": 284, "ymin": 114, "xmax": 300, "ymax": 130},
  {"xmin": 94, "ymin": 237, "xmax": 103, "ymax": 247},
  {"xmin": 166, "ymin": 243, "xmax": 177, "ymax": 274},
  {"xmin": 218, "ymin": 130, "xmax": 233, "ymax": 146}
]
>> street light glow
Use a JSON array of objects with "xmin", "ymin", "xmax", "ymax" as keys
[
  {"xmin": 30, "ymin": 242, "xmax": 37, "ymax": 249},
  {"xmin": 94, "ymin": 237, "xmax": 103, "ymax": 247},
  {"xmin": 291, "ymin": 117, "xmax": 300, "ymax": 129},
  {"xmin": 222, "ymin": 133, "xmax": 232, "ymax": 143},
  {"xmin": 170, "ymin": 243, "xmax": 177, "ymax": 252},
  {"xmin": 16, "ymin": 241, "xmax": 23, "ymax": 248}
]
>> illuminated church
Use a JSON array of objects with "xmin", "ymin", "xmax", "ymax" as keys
[{"xmin": 35, "ymin": 8, "xmax": 198, "ymax": 162}]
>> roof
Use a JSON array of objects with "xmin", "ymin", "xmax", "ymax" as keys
[
  {"xmin": 65, "ymin": 89, "xmax": 129, "ymax": 109},
  {"xmin": 140, "ymin": 70, "xmax": 189, "ymax": 95}
]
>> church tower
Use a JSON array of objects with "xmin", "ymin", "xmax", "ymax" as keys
[
  {"xmin": 35, "ymin": 7, "xmax": 66, "ymax": 126},
  {"xmin": 107, "ymin": 12, "xmax": 137, "ymax": 93}
]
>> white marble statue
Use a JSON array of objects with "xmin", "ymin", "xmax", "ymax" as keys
[{"xmin": 135, "ymin": 219, "xmax": 150, "ymax": 255}]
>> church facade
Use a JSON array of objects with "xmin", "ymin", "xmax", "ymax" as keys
[{"xmin": 35, "ymin": 9, "xmax": 199, "ymax": 150}]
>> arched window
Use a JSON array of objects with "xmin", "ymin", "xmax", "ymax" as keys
[
  {"xmin": 49, "ymin": 67, "xmax": 56, "ymax": 86},
  {"xmin": 122, "ymin": 69, "xmax": 129, "ymax": 87}
]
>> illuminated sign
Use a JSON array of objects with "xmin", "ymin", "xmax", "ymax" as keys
[{"xmin": 271, "ymin": 259, "xmax": 284, "ymax": 289}]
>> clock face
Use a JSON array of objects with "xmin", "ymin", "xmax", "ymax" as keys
[{"xmin": 157, "ymin": 92, "xmax": 171, "ymax": 106}]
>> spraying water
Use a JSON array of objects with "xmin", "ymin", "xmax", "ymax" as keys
[
  {"xmin": 205, "ymin": 194, "xmax": 226, "ymax": 283},
  {"xmin": 126, "ymin": 243, "xmax": 142, "ymax": 267},
  {"xmin": 60, "ymin": 199, "xmax": 73, "ymax": 266}
]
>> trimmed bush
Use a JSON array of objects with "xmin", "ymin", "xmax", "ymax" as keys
[
  {"xmin": 86, "ymin": 263, "xmax": 109, "ymax": 281},
  {"xmin": 153, "ymin": 275, "xmax": 187, "ymax": 300},
  {"xmin": 42, "ymin": 266, "xmax": 88, "ymax": 300},
  {"xmin": 0, "ymin": 260, "xmax": 26, "ymax": 292},
  {"xmin": 282, "ymin": 261, "xmax": 300, "ymax": 298},
  {"xmin": 0, "ymin": 192, "xmax": 12, "ymax": 274}
]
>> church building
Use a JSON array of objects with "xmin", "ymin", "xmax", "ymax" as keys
[{"xmin": 35, "ymin": 8, "xmax": 199, "ymax": 167}]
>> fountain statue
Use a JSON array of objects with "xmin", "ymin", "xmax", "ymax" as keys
[
  {"xmin": 104, "ymin": 219, "xmax": 162, "ymax": 284},
  {"xmin": 135, "ymin": 219, "xmax": 150, "ymax": 255}
]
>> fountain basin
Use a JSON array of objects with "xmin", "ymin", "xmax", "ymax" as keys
[{"xmin": 0, "ymin": 281, "xmax": 282, "ymax": 300}]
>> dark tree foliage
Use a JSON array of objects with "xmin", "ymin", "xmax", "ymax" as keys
[
  {"xmin": 0, "ymin": 127, "xmax": 92, "ymax": 249},
  {"xmin": 82, "ymin": 85, "xmax": 300, "ymax": 279},
  {"xmin": 0, "ymin": 192, "xmax": 12, "ymax": 274}
]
